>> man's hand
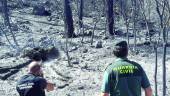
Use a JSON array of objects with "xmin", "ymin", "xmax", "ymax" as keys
[
  {"xmin": 46, "ymin": 83, "xmax": 55, "ymax": 92},
  {"xmin": 100, "ymin": 93, "xmax": 109, "ymax": 96},
  {"xmin": 144, "ymin": 87, "xmax": 152, "ymax": 96}
]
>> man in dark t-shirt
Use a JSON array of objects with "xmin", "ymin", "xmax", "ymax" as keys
[
  {"xmin": 100, "ymin": 41, "xmax": 152, "ymax": 96},
  {"xmin": 16, "ymin": 61, "xmax": 55, "ymax": 96}
]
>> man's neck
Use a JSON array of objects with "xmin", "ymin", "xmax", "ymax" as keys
[{"xmin": 115, "ymin": 57, "xmax": 128, "ymax": 61}]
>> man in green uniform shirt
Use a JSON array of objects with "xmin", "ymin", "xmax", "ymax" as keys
[{"xmin": 100, "ymin": 41, "xmax": 152, "ymax": 96}]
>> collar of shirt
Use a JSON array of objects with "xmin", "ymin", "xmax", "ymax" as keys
[{"xmin": 115, "ymin": 57, "xmax": 128, "ymax": 62}]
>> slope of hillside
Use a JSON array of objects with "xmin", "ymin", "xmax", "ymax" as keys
[{"xmin": 0, "ymin": 6, "xmax": 170, "ymax": 96}]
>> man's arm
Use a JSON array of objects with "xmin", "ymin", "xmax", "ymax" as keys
[
  {"xmin": 100, "ymin": 71, "xmax": 110, "ymax": 96},
  {"xmin": 140, "ymin": 67, "xmax": 152, "ymax": 96},
  {"xmin": 100, "ymin": 93, "xmax": 109, "ymax": 96},
  {"xmin": 144, "ymin": 87, "xmax": 152, "ymax": 96}
]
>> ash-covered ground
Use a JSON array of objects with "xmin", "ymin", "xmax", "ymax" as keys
[{"xmin": 0, "ymin": 7, "xmax": 170, "ymax": 96}]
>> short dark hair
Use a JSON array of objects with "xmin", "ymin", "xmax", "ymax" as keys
[
  {"xmin": 32, "ymin": 52, "xmax": 42, "ymax": 61},
  {"xmin": 113, "ymin": 47, "xmax": 128, "ymax": 58},
  {"xmin": 113, "ymin": 41, "xmax": 128, "ymax": 58}
]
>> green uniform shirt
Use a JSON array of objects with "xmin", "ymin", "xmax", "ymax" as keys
[{"xmin": 101, "ymin": 58, "xmax": 150, "ymax": 96}]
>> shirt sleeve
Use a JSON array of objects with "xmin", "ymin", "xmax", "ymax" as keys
[
  {"xmin": 141, "ymin": 68, "xmax": 150, "ymax": 89},
  {"xmin": 101, "ymin": 71, "xmax": 110, "ymax": 93},
  {"xmin": 38, "ymin": 77, "xmax": 47, "ymax": 89}
]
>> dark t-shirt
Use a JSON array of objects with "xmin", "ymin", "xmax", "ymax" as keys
[
  {"xmin": 101, "ymin": 58, "xmax": 150, "ymax": 96},
  {"xmin": 16, "ymin": 73, "xmax": 47, "ymax": 96}
]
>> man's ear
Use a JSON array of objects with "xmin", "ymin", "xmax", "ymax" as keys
[{"xmin": 37, "ymin": 70, "xmax": 44, "ymax": 77}]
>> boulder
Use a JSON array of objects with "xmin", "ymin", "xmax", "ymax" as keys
[
  {"xmin": 145, "ymin": 29, "xmax": 157, "ymax": 37},
  {"xmin": 46, "ymin": 47, "xmax": 59, "ymax": 59},
  {"xmin": 32, "ymin": 5, "xmax": 51, "ymax": 16},
  {"xmin": 123, "ymin": 32, "xmax": 134, "ymax": 37},
  {"xmin": 78, "ymin": 86, "xmax": 84, "ymax": 90},
  {"xmin": 82, "ymin": 48, "xmax": 88, "ymax": 53},
  {"xmin": 102, "ymin": 36, "xmax": 109, "ymax": 40},
  {"xmin": 0, "ymin": 41, "xmax": 5, "ymax": 46},
  {"xmin": 11, "ymin": 24, "xmax": 18, "ymax": 31},
  {"xmin": 21, "ymin": 0, "xmax": 32, "ymax": 6},
  {"xmin": 21, "ymin": 47, "xmax": 59, "ymax": 61},
  {"xmin": 114, "ymin": 29, "xmax": 124, "ymax": 36},
  {"xmin": 69, "ymin": 46, "xmax": 78, "ymax": 52},
  {"xmin": 72, "ymin": 59, "xmax": 79, "ymax": 65},
  {"xmin": 138, "ymin": 20, "xmax": 155, "ymax": 29},
  {"xmin": 84, "ymin": 30, "xmax": 92, "ymax": 36},
  {"xmin": 95, "ymin": 41, "xmax": 103, "ymax": 48}
]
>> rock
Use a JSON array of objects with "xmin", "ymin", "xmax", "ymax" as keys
[
  {"xmin": 72, "ymin": 59, "xmax": 79, "ymax": 65},
  {"xmin": 95, "ymin": 41, "xmax": 103, "ymax": 48},
  {"xmin": 90, "ymin": 45, "xmax": 95, "ymax": 48},
  {"xmin": 32, "ymin": 5, "xmax": 51, "ymax": 16},
  {"xmin": 0, "ymin": 41, "xmax": 5, "ymax": 46},
  {"xmin": 82, "ymin": 63, "xmax": 88, "ymax": 69},
  {"xmin": 21, "ymin": 47, "xmax": 59, "ymax": 61},
  {"xmin": 17, "ymin": 20, "xmax": 31, "ymax": 25},
  {"xmin": 145, "ymin": 29, "xmax": 157, "ymax": 37},
  {"xmin": 143, "ymin": 41, "xmax": 151, "ymax": 46},
  {"xmin": 106, "ymin": 46, "xmax": 111, "ymax": 49},
  {"xmin": 138, "ymin": 20, "xmax": 155, "ymax": 29},
  {"xmin": 114, "ymin": 29, "xmax": 124, "ymax": 36},
  {"xmin": 21, "ymin": 47, "xmax": 46, "ymax": 61},
  {"xmin": 11, "ymin": 24, "xmax": 18, "ymax": 31},
  {"xmin": 39, "ymin": 37, "xmax": 48, "ymax": 42},
  {"xmin": 92, "ymin": 81, "xmax": 96, "ymax": 84},
  {"xmin": 39, "ymin": 37, "xmax": 55, "ymax": 48},
  {"xmin": 84, "ymin": 30, "xmax": 92, "ymax": 36},
  {"xmin": 90, "ymin": 59, "xmax": 95, "ymax": 62},
  {"xmin": 46, "ymin": 47, "xmax": 60, "ymax": 59},
  {"xmin": 124, "ymin": 32, "xmax": 134, "ymax": 37},
  {"xmin": 99, "ymin": 30, "xmax": 105, "ymax": 36},
  {"xmin": 103, "ymin": 54, "xmax": 107, "ymax": 57},
  {"xmin": 78, "ymin": 86, "xmax": 84, "ymax": 90},
  {"xmin": 140, "ymin": 53, "xmax": 149, "ymax": 57},
  {"xmin": 69, "ymin": 46, "xmax": 78, "ymax": 52},
  {"xmin": 102, "ymin": 36, "xmax": 109, "ymax": 40},
  {"xmin": 82, "ymin": 48, "xmax": 88, "ymax": 53},
  {"xmin": 5, "ymin": 52, "xmax": 15, "ymax": 58},
  {"xmin": 21, "ymin": 0, "xmax": 31, "ymax": 6}
]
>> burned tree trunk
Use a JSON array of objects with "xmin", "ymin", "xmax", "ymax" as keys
[
  {"xmin": 132, "ymin": 0, "xmax": 137, "ymax": 52},
  {"xmin": 162, "ymin": 27, "xmax": 167, "ymax": 96},
  {"xmin": 1, "ymin": 0, "xmax": 19, "ymax": 47},
  {"xmin": 105, "ymin": 0, "xmax": 114, "ymax": 35},
  {"xmin": 79, "ymin": 0, "xmax": 83, "ymax": 29},
  {"xmin": 64, "ymin": 0, "xmax": 75, "ymax": 38},
  {"xmin": 162, "ymin": 41, "xmax": 167, "ymax": 96},
  {"xmin": 154, "ymin": 42, "xmax": 158, "ymax": 96},
  {"xmin": 119, "ymin": 0, "xmax": 130, "ymax": 45},
  {"xmin": 154, "ymin": 0, "xmax": 169, "ymax": 95}
]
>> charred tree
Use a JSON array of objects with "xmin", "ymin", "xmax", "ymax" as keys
[
  {"xmin": 155, "ymin": 0, "xmax": 169, "ymax": 95},
  {"xmin": 1, "ymin": 0, "xmax": 19, "ymax": 47},
  {"xmin": 119, "ymin": 0, "xmax": 130, "ymax": 45},
  {"xmin": 78, "ymin": 0, "xmax": 83, "ymax": 28},
  {"xmin": 105, "ymin": 0, "xmax": 114, "ymax": 35},
  {"xmin": 132, "ymin": 0, "xmax": 137, "ymax": 53},
  {"xmin": 154, "ymin": 42, "xmax": 158, "ymax": 96},
  {"xmin": 64, "ymin": 0, "xmax": 76, "ymax": 38}
]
